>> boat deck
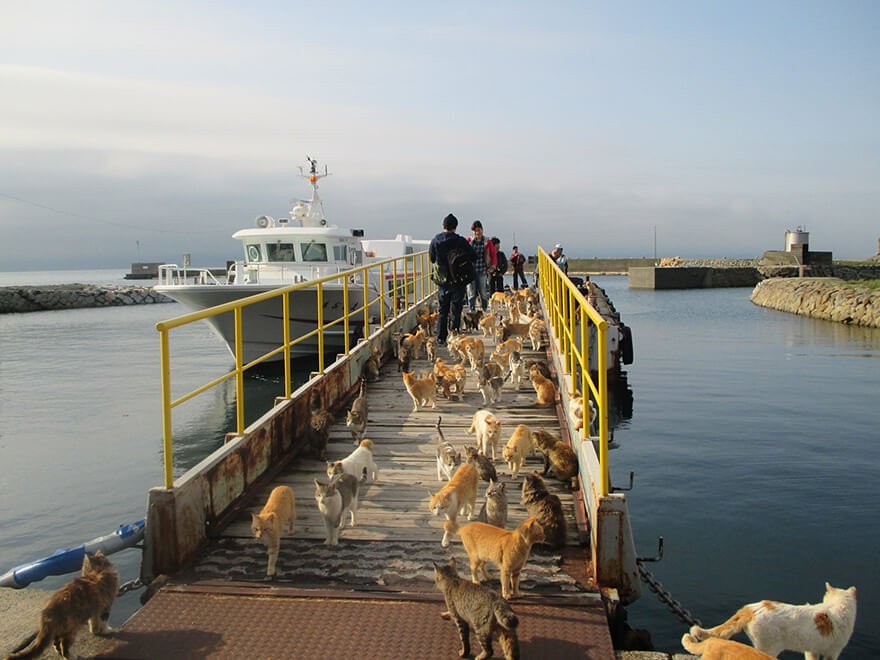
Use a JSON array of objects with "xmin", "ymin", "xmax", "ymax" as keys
[{"xmin": 92, "ymin": 325, "xmax": 614, "ymax": 658}]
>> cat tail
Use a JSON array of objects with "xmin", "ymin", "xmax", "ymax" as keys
[
  {"xmin": 499, "ymin": 627, "xmax": 520, "ymax": 660},
  {"xmin": 359, "ymin": 377, "xmax": 366, "ymax": 398},
  {"xmin": 5, "ymin": 625, "xmax": 50, "ymax": 659},
  {"xmin": 493, "ymin": 601, "xmax": 519, "ymax": 631},
  {"xmin": 690, "ymin": 606, "xmax": 753, "ymax": 640},
  {"xmin": 680, "ymin": 633, "xmax": 706, "ymax": 655}
]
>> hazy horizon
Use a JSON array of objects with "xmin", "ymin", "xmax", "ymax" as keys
[{"xmin": 2, "ymin": 2, "xmax": 878, "ymax": 271}]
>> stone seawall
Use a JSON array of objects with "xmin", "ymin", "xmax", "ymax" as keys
[
  {"xmin": 0, "ymin": 284, "xmax": 172, "ymax": 314},
  {"xmin": 751, "ymin": 278, "xmax": 880, "ymax": 328}
]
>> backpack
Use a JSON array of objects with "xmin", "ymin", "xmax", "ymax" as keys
[
  {"xmin": 446, "ymin": 246, "xmax": 476, "ymax": 286},
  {"xmin": 495, "ymin": 251, "xmax": 508, "ymax": 275}
]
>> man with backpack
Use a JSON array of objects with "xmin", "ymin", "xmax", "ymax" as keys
[
  {"xmin": 489, "ymin": 237, "xmax": 507, "ymax": 293},
  {"xmin": 429, "ymin": 213, "xmax": 476, "ymax": 345}
]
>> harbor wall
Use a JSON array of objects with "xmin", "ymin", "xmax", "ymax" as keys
[
  {"xmin": 751, "ymin": 278, "xmax": 880, "ymax": 328},
  {"xmin": 629, "ymin": 261, "xmax": 880, "ymax": 289},
  {"xmin": 0, "ymin": 284, "xmax": 172, "ymax": 314}
]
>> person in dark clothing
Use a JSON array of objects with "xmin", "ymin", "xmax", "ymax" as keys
[
  {"xmin": 489, "ymin": 237, "xmax": 506, "ymax": 293},
  {"xmin": 429, "ymin": 213, "xmax": 476, "ymax": 344},
  {"xmin": 510, "ymin": 245, "xmax": 526, "ymax": 289}
]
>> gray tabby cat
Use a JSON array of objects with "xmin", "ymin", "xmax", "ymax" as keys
[
  {"xmin": 476, "ymin": 479, "xmax": 508, "ymax": 528},
  {"xmin": 435, "ymin": 416, "xmax": 461, "ymax": 481},
  {"xmin": 345, "ymin": 379, "xmax": 368, "ymax": 445},
  {"xmin": 477, "ymin": 365, "xmax": 504, "ymax": 405},
  {"xmin": 314, "ymin": 473, "xmax": 360, "ymax": 546},
  {"xmin": 521, "ymin": 472, "xmax": 567, "ymax": 549},
  {"xmin": 433, "ymin": 557, "xmax": 519, "ymax": 660}
]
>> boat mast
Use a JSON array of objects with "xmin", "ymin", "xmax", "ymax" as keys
[{"xmin": 294, "ymin": 156, "xmax": 332, "ymax": 227}]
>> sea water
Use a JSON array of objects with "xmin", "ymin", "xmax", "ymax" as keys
[{"xmin": 0, "ymin": 270, "xmax": 877, "ymax": 657}]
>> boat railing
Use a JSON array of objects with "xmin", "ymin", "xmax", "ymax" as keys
[
  {"xmin": 157, "ymin": 264, "xmax": 226, "ymax": 286},
  {"xmin": 155, "ymin": 250, "xmax": 434, "ymax": 489}
]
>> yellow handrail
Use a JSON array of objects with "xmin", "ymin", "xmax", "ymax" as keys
[
  {"xmin": 536, "ymin": 247, "xmax": 610, "ymax": 497},
  {"xmin": 156, "ymin": 251, "xmax": 434, "ymax": 489}
]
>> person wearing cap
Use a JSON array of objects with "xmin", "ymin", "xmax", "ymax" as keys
[
  {"xmin": 466, "ymin": 220, "xmax": 496, "ymax": 312},
  {"xmin": 550, "ymin": 243, "xmax": 568, "ymax": 274},
  {"xmin": 429, "ymin": 213, "xmax": 476, "ymax": 345}
]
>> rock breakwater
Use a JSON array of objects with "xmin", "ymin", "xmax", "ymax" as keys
[
  {"xmin": 0, "ymin": 284, "xmax": 172, "ymax": 314},
  {"xmin": 751, "ymin": 278, "xmax": 880, "ymax": 328}
]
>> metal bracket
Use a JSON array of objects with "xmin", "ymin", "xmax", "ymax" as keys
[
  {"xmin": 611, "ymin": 471, "xmax": 634, "ymax": 492},
  {"xmin": 637, "ymin": 536, "xmax": 664, "ymax": 563}
]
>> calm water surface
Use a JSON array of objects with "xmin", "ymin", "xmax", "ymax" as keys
[{"xmin": 0, "ymin": 270, "xmax": 877, "ymax": 657}]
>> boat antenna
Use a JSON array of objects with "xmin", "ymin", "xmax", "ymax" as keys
[{"xmin": 298, "ymin": 156, "xmax": 331, "ymax": 191}]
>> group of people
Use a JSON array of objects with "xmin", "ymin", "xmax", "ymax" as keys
[{"xmin": 429, "ymin": 213, "xmax": 562, "ymax": 345}]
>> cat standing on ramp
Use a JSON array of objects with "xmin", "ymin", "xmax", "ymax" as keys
[
  {"xmin": 345, "ymin": 378, "xmax": 368, "ymax": 445},
  {"xmin": 314, "ymin": 473, "xmax": 361, "ymax": 546},
  {"xmin": 250, "ymin": 485, "xmax": 296, "ymax": 578}
]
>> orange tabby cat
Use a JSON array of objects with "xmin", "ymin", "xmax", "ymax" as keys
[
  {"xmin": 529, "ymin": 364, "xmax": 556, "ymax": 406},
  {"xmin": 456, "ymin": 516, "xmax": 545, "ymax": 599},
  {"xmin": 251, "ymin": 485, "xmax": 296, "ymax": 577},
  {"xmin": 681, "ymin": 633, "xmax": 773, "ymax": 659},
  {"xmin": 402, "ymin": 370, "xmax": 437, "ymax": 412},
  {"xmin": 428, "ymin": 462, "xmax": 479, "ymax": 547}
]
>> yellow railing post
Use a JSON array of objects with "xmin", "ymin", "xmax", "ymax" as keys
[
  {"xmin": 363, "ymin": 267, "xmax": 371, "ymax": 338},
  {"xmin": 580, "ymin": 306, "xmax": 588, "ymax": 435},
  {"xmin": 160, "ymin": 328, "xmax": 174, "ymax": 489},
  {"xmin": 598, "ymin": 322, "xmax": 609, "ymax": 496},
  {"xmin": 317, "ymin": 282, "xmax": 325, "ymax": 373},
  {"xmin": 234, "ymin": 307, "xmax": 244, "ymax": 435},
  {"xmin": 392, "ymin": 260, "xmax": 399, "ymax": 313},
  {"xmin": 283, "ymin": 292, "xmax": 291, "ymax": 399},
  {"xmin": 378, "ymin": 262, "xmax": 385, "ymax": 327},
  {"xmin": 343, "ymin": 276, "xmax": 350, "ymax": 355},
  {"xmin": 403, "ymin": 257, "xmax": 409, "ymax": 310}
]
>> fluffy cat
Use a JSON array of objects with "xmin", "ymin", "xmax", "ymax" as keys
[
  {"xmin": 402, "ymin": 370, "xmax": 437, "ymax": 412},
  {"xmin": 681, "ymin": 633, "xmax": 773, "ymax": 659},
  {"xmin": 6, "ymin": 551, "xmax": 118, "ymax": 660},
  {"xmin": 476, "ymin": 479, "xmax": 508, "ymax": 528},
  {"xmin": 477, "ymin": 366, "xmax": 504, "ymax": 406},
  {"xmin": 314, "ymin": 473, "xmax": 361, "ymax": 545},
  {"xmin": 508, "ymin": 351, "xmax": 525, "ymax": 391},
  {"xmin": 306, "ymin": 388, "xmax": 333, "ymax": 460},
  {"xmin": 435, "ymin": 416, "xmax": 461, "ymax": 481},
  {"xmin": 529, "ymin": 364, "xmax": 556, "ymax": 407},
  {"xmin": 345, "ymin": 379, "xmax": 368, "ymax": 445},
  {"xmin": 531, "ymin": 429, "xmax": 578, "ymax": 482},
  {"xmin": 465, "ymin": 445, "xmax": 498, "ymax": 483},
  {"xmin": 690, "ymin": 583, "xmax": 857, "ymax": 660},
  {"xmin": 501, "ymin": 424, "xmax": 533, "ymax": 478},
  {"xmin": 520, "ymin": 472, "xmax": 567, "ymax": 549},
  {"xmin": 455, "ymin": 516, "xmax": 545, "ymax": 599},
  {"xmin": 427, "ymin": 462, "xmax": 479, "ymax": 547},
  {"xmin": 327, "ymin": 438, "xmax": 379, "ymax": 483},
  {"xmin": 250, "ymin": 485, "xmax": 296, "ymax": 577},
  {"xmin": 467, "ymin": 410, "xmax": 502, "ymax": 460},
  {"xmin": 433, "ymin": 557, "xmax": 520, "ymax": 660}
]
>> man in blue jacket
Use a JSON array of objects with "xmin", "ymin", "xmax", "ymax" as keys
[{"xmin": 429, "ymin": 214, "xmax": 476, "ymax": 345}]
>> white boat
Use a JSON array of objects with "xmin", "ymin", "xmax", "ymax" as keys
[{"xmin": 155, "ymin": 158, "xmax": 427, "ymax": 362}]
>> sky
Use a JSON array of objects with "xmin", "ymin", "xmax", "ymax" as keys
[{"xmin": 1, "ymin": 1, "xmax": 878, "ymax": 270}]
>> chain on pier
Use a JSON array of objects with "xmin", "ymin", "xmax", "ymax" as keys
[
  {"xmin": 117, "ymin": 577, "xmax": 145, "ymax": 597},
  {"xmin": 636, "ymin": 560, "xmax": 702, "ymax": 628}
]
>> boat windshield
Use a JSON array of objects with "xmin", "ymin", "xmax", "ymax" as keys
[
  {"xmin": 301, "ymin": 242, "xmax": 327, "ymax": 262},
  {"xmin": 267, "ymin": 243, "xmax": 296, "ymax": 262}
]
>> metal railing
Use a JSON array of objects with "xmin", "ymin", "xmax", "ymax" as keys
[
  {"xmin": 155, "ymin": 250, "xmax": 434, "ymax": 489},
  {"xmin": 536, "ymin": 247, "xmax": 610, "ymax": 496}
]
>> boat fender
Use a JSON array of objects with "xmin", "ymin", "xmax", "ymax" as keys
[{"xmin": 619, "ymin": 323, "xmax": 634, "ymax": 365}]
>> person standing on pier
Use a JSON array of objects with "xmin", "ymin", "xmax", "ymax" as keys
[
  {"xmin": 489, "ymin": 237, "xmax": 507, "ymax": 293},
  {"xmin": 550, "ymin": 244, "xmax": 569, "ymax": 274},
  {"xmin": 466, "ymin": 220, "xmax": 496, "ymax": 311},
  {"xmin": 430, "ymin": 214, "xmax": 476, "ymax": 345},
  {"xmin": 510, "ymin": 245, "xmax": 526, "ymax": 289}
]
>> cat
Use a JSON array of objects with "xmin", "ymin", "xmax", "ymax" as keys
[
  {"xmin": 427, "ymin": 461, "xmax": 479, "ymax": 547},
  {"xmin": 250, "ymin": 485, "xmax": 296, "ymax": 577},
  {"xmin": 435, "ymin": 416, "xmax": 461, "ymax": 481},
  {"xmin": 476, "ymin": 479, "xmax": 508, "ymax": 528},
  {"xmin": 531, "ymin": 429, "xmax": 578, "ymax": 482},
  {"xmin": 455, "ymin": 516, "xmax": 545, "ymax": 599},
  {"xmin": 690, "ymin": 583, "xmax": 858, "ymax": 660},
  {"xmin": 520, "ymin": 472, "xmax": 567, "ymax": 550},
  {"xmin": 467, "ymin": 409, "xmax": 502, "ymax": 460},
  {"xmin": 362, "ymin": 345, "xmax": 381, "ymax": 382},
  {"xmin": 462, "ymin": 309, "xmax": 484, "ymax": 333},
  {"xmin": 327, "ymin": 438, "xmax": 379, "ymax": 483},
  {"xmin": 508, "ymin": 351, "xmax": 526, "ymax": 391},
  {"xmin": 397, "ymin": 344, "xmax": 413, "ymax": 373},
  {"xmin": 399, "ymin": 325, "xmax": 427, "ymax": 359},
  {"xmin": 314, "ymin": 473, "xmax": 361, "ymax": 545},
  {"xmin": 529, "ymin": 364, "xmax": 556, "ymax": 406},
  {"xmin": 681, "ymin": 633, "xmax": 773, "ymax": 659},
  {"xmin": 465, "ymin": 445, "xmax": 498, "ymax": 483},
  {"xmin": 478, "ymin": 313, "xmax": 497, "ymax": 337},
  {"xmin": 433, "ymin": 557, "xmax": 520, "ymax": 660},
  {"xmin": 425, "ymin": 336, "xmax": 438, "ymax": 363},
  {"xmin": 306, "ymin": 388, "xmax": 333, "ymax": 460},
  {"xmin": 477, "ymin": 367, "xmax": 504, "ymax": 406},
  {"xmin": 345, "ymin": 379, "xmax": 369, "ymax": 445},
  {"xmin": 527, "ymin": 318, "xmax": 545, "ymax": 351},
  {"xmin": 501, "ymin": 424, "xmax": 534, "ymax": 478},
  {"xmin": 6, "ymin": 551, "xmax": 118, "ymax": 660},
  {"xmin": 569, "ymin": 390, "xmax": 597, "ymax": 433},
  {"xmin": 402, "ymin": 370, "xmax": 437, "ymax": 412}
]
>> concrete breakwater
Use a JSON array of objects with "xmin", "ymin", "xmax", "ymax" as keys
[
  {"xmin": 751, "ymin": 278, "xmax": 880, "ymax": 328},
  {"xmin": 0, "ymin": 284, "xmax": 172, "ymax": 314}
]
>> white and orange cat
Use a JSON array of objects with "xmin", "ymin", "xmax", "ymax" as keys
[
  {"xmin": 402, "ymin": 370, "xmax": 437, "ymax": 412},
  {"xmin": 250, "ymin": 485, "xmax": 296, "ymax": 577},
  {"xmin": 690, "ymin": 582, "xmax": 857, "ymax": 660},
  {"xmin": 681, "ymin": 634, "xmax": 773, "ymax": 659},
  {"xmin": 501, "ymin": 424, "xmax": 533, "ymax": 478},
  {"xmin": 327, "ymin": 438, "xmax": 379, "ymax": 483},
  {"xmin": 427, "ymin": 462, "xmax": 479, "ymax": 547},
  {"xmin": 466, "ymin": 410, "xmax": 502, "ymax": 460},
  {"xmin": 529, "ymin": 364, "xmax": 556, "ymax": 406}
]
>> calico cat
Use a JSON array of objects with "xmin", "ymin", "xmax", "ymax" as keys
[
  {"xmin": 433, "ymin": 558, "xmax": 519, "ymax": 660},
  {"xmin": 531, "ymin": 429, "xmax": 578, "ymax": 482},
  {"xmin": 690, "ymin": 583, "xmax": 858, "ymax": 660},
  {"xmin": 402, "ymin": 370, "xmax": 437, "ymax": 412},
  {"xmin": 477, "ymin": 366, "xmax": 504, "ymax": 406},
  {"xmin": 327, "ymin": 438, "xmax": 379, "ymax": 483},
  {"xmin": 427, "ymin": 462, "xmax": 479, "ymax": 547},
  {"xmin": 314, "ymin": 473, "xmax": 361, "ymax": 545},
  {"xmin": 345, "ymin": 379, "xmax": 369, "ymax": 445},
  {"xmin": 306, "ymin": 388, "xmax": 333, "ymax": 460},
  {"xmin": 501, "ymin": 424, "xmax": 533, "ymax": 478},
  {"xmin": 6, "ymin": 551, "xmax": 118, "ymax": 660},
  {"xmin": 362, "ymin": 346, "xmax": 381, "ymax": 382},
  {"xmin": 464, "ymin": 445, "xmax": 498, "ymax": 483},
  {"xmin": 435, "ymin": 416, "xmax": 461, "ymax": 481},
  {"xmin": 455, "ymin": 516, "xmax": 545, "ymax": 600},
  {"xmin": 476, "ymin": 479, "xmax": 508, "ymax": 528},
  {"xmin": 251, "ymin": 485, "xmax": 296, "ymax": 577},
  {"xmin": 467, "ymin": 410, "xmax": 502, "ymax": 460},
  {"xmin": 529, "ymin": 364, "xmax": 556, "ymax": 406},
  {"xmin": 681, "ymin": 634, "xmax": 773, "ymax": 659},
  {"xmin": 508, "ymin": 351, "xmax": 525, "ymax": 391},
  {"xmin": 520, "ymin": 472, "xmax": 567, "ymax": 549}
]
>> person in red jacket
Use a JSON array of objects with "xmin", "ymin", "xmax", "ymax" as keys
[
  {"xmin": 510, "ymin": 245, "xmax": 526, "ymax": 289},
  {"xmin": 466, "ymin": 220, "xmax": 496, "ymax": 311}
]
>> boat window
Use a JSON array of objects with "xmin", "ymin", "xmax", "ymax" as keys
[
  {"xmin": 267, "ymin": 243, "xmax": 296, "ymax": 262},
  {"xmin": 301, "ymin": 242, "xmax": 328, "ymax": 262},
  {"xmin": 246, "ymin": 244, "xmax": 262, "ymax": 262},
  {"xmin": 332, "ymin": 245, "xmax": 348, "ymax": 262}
]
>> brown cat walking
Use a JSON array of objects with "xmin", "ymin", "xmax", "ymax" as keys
[
  {"xmin": 251, "ymin": 485, "xmax": 296, "ymax": 577},
  {"xmin": 5, "ymin": 551, "xmax": 118, "ymax": 660}
]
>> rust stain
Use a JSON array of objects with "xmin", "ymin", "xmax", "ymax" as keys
[{"xmin": 207, "ymin": 452, "xmax": 244, "ymax": 517}]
